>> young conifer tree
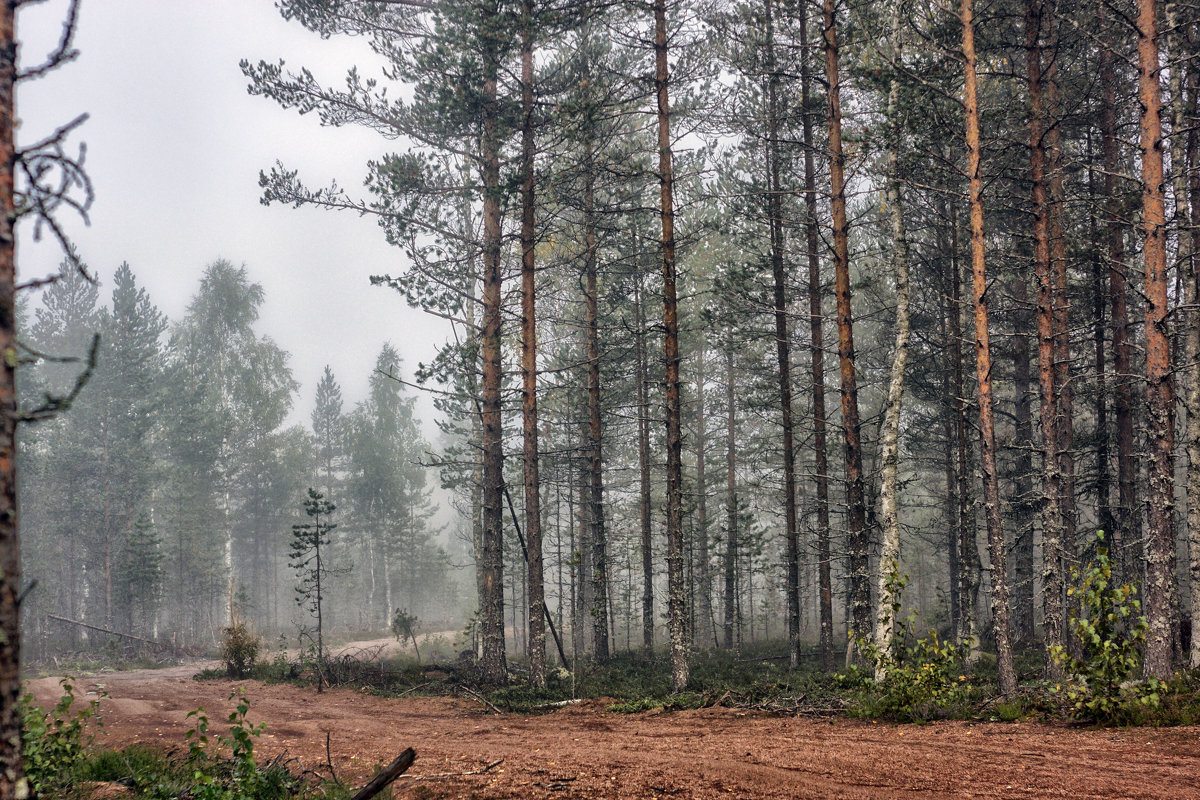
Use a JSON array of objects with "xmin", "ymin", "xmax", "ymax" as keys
[{"xmin": 291, "ymin": 487, "xmax": 337, "ymax": 683}]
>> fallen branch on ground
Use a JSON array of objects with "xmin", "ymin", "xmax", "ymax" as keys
[
  {"xmin": 349, "ymin": 748, "xmax": 416, "ymax": 800},
  {"xmin": 456, "ymin": 684, "xmax": 503, "ymax": 714},
  {"xmin": 399, "ymin": 758, "xmax": 504, "ymax": 781}
]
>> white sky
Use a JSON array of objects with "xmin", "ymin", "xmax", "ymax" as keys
[{"xmin": 14, "ymin": 0, "xmax": 449, "ymax": 438}]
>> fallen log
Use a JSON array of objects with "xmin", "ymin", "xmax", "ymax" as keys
[
  {"xmin": 45, "ymin": 614, "xmax": 178, "ymax": 651},
  {"xmin": 350, "ymin": 748, "xmax": 416, "ymax": 800}
]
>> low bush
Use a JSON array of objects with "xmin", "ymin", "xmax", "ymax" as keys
[
  {"xmin": 220, "ymin": 621, "xmax": 261, "ymax": 679},
  {"xmin": 1049, "ymin": 532, "xmax": 1162, "ymax": 725},
  {"xmin": 842, "ymin": 570, "xmax": 975, "ymax": 722},
  {"xmin": 21, "ymin": 677, "xmax": 104, "ymax": 797}
]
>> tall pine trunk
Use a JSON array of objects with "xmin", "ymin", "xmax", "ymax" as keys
[
  {"xmin": 0, "ymin": 4, "xmax": 24, "ymax": 793},
  {"xmin": 1027, "ymin": 0, "xmax": 1064, "ymax": 673},
  {"xmin": 583, "ymin": 101, "xmax": 609, "ymax": 661},
  {"xmin": 655, "ymin": 0, "xmax": 688, "ymax": 690},
  {"xmin": 520, "ymin": 0, "xmax": 546, "ymax": 687},
  {"xmin": 823, "ymin": 0, "xmax": 869, "ymax": 656},
  {"xmin": 1137, "ymin": 0, "xmax": 1177, "ymax": 680},
  {"xmin": 764, "ymin": 0, "xmax": 801, "ymax": 668},
  {"xmin": 800, "ymin": 0, "xmax": 834, "ymax": 671},
  {"xmin": 693, "ymin": 339, "xmax": 714, "ymax": 648},
  {"xmin": 724, "ymin": 333, "xmax": 739, "ymax": 650},
  {"xmin": 1098, "ymin": 2, "xmax": 1137, "ymax": 585},
  {"xmin": 478, "ymin": 3, "xmax": 507, "ymax": 683},
  {"xmin": 1166, "ymin": 0, "xmax": 1198, "ymax": 671},
  {"xmin": 963, "ymin": 0, "xmax": 1017, "ymax": 696},
  {"xmin": 1011, "ymin": 269, "xmax": 1036, "ymax": 646}
]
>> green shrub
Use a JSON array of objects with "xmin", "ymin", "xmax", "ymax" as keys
[
  {"xmin": 1049, "ymin": 532, "xmax": 1162, "ymax": 724},
  {"xmin": 21, "ymin": 677, "xmax": 104, "ymax": 797},
  {"xmin": 221, "ymin": 621, "xmax": 261, "ymax": 678},
  {"xmin": 843, "ymin": 569, "xmax": 973, "ymax": 722},
  {"xmin": 182, "ymin": 687, "xmax": 304, "ymax": 799}
]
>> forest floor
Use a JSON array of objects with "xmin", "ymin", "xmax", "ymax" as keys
[{"xmin": 26, "ymin": 661, "xmax": 1200, "ymax": 799}]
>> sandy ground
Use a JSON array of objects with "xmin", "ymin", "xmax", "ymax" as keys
[{"xmin": 26, "ymin": 664, "xmax": 1200, "ymax": 799}]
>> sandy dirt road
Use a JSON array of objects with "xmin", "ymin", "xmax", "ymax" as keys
[{"xmin": 26, "ymin": 667, "xmax": 1200, "ymax": 799}]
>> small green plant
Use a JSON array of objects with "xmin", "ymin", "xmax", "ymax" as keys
[
  {"xmin": 221, "ymin": 620, "xmax": 261, "ymax": 678},
  {"xmin": 1049, "ymin": 532, "xmax": 1161, "ymax": 724},
  {"xmin": 21, "ymin": 677, "xmax": 105, "ymax": 796},
  {"xmin": 185, "ymin": 687, "xmax": 279, "ymax": 799},
  {"xmin": 391, "ymin": 608, "xmax": 421, "ymax": 662},
  {"xmin": 842, "ymin": 569, "xmax": 972, "ymax": 721}
]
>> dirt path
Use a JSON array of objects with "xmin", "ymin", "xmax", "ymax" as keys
[{"xmin": 27, "ymin": 668, "xmax": 1200, "ymax": 799}]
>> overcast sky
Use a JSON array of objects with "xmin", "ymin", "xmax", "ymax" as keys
[{"xmin": 15, "ymin": 0, "xmax": 449, "ymax": 437}]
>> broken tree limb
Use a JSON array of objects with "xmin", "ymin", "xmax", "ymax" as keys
[
  {"xmin": 349, "ymin": 748, "xmax": 416, "ymax": 800},
  {"xmin": 400, "ymin": 758, "xmax": 503, "ymax": 780},
  {"xmin": 45, "ymin": 614, "xmax": 176, "ymax": 650},
  {"xmin": 456, "ymin": 683, "xmax": 503, "ymax": 715}
]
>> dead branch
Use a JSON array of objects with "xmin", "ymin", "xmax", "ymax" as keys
[
  {"xmin": 455, "ymin": 684, "xmax": 503, "ymax": 714},
  {"xmin": 324, "ymin": 731, "xmax": 343, "ymax": 788},
  {"xmin": 44, "ymin": 613, "xmax": 178, "ymax": 652},
  {"xmin": 349, "ymin": 748, "xmax": 416, "ymax": 800},
  {"xmin": 399, "ymin": 758, "xmax": 503, "ymax": 781}
]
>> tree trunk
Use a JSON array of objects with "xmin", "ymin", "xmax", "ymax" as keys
[
  {"xmin": 800, "ymin": 0, "xmax": 834, "ymax": 672},
  {"xmin": 948, "ymin": 202, "xmax": 979, "ymax": 658},
  {"xmin": 693, "ymin": 339, "xmax": 715, "ymax": 649},
  {"xmin": 478, "ymin": 7, "xmax": 507, "ymax": 683},
  {"xmin": 655, "ymin": 0, "xmax": 688, "ymax": 691},
  {"xmin": 823, "ymin": 0, "xmax": 869, "ymax": 657},
  {"xmin": 724, "ymin": 332, "xmax": 738, "ymax": 650},
  {"xmin": 1137, "ymin": 0, "xmax": 1176, "ymax": 680},
  {"xmin": 940, "ymin": 208, "xmax": 962, "ymax": 640},
  {"xmin": 520, "ymin": 0, "xmax": 546, "ymax": 688},
  {"xmin": 1027, "ymin": 0, "xmax": 1064, "ymax": 674},
  {"xmin": 1011, "ymin": 268, "xmax": 1036, "ymax": 647},
  {"xmin": 636, "ymin": 273, "xmax": 654, "ymax": 655},
  {"xmin": 583, "ymin": 92, "xmax": 609, "ymax": 662},
  {"xmin": 963, "ymin": 0, "xmax": 1017, "ymax": 697},
  {"xmin": 1185, "ymin": 14, "xmax": 1200, "ymax": 670},
  {"xmin": 0, "ymin": 4, "xmax": 25, "ymax": 794},
  {"xmin": 1044, "ymin": 5, "xmax": 1077, "ymax": 576},
  {"xmin": 1166, "ymin": 0, "xmax": 1197, "ymax": 671},
  {"xmin": 763, "ymin": 0, "xmax": 801, "ymax": 668},
  {"xmin": 1098, "ymin": 2, "xmax": 1137, "ymax": 586},
  {"xmin": 875, "ymin": 18, "xmax": 911, "ymax": 664}
]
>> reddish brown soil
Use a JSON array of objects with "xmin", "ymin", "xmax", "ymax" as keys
[{"xmin": 27, "ymin": 665, "xmax": 1200, "ymax": 799}]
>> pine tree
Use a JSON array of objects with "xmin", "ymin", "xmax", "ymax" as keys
[
  {"xmin": 290, "ymin": 487, "xmax": 337, "ymax": 679},
  {"xmin": 311, "ymin": 365, "xmax": 346, "ymax": 496}
]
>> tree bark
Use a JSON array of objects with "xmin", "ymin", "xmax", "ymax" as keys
[
  {"xmin": 724, "ymin": 332, "xmax": 738, "ymax": 650},
  {"xmin": 1044, "ymin": 5, "xmax": 1076, "ymax": 573},
  {"xmin": 1184, "ymin": 14, "xmax": 1200, "ymax": 670},
  {"xmin": 1027, "ymin": 0, "xmax": 1064, "ymax": 674},
  {"xmin": 655, "ymin": 0, "xmax": 688, "ymax": 691},
  {"xmin": 693, "ymin": 338, "xmax": 715, "ymax": 648},
  {"xmin": 1011, "ymin": 268, "xmax": 1036, "ymax": 646},
  {"xmin": 478, "ymin": 3, "xmax": 507, "ymax": 684},
  {"xmin": 799, "ymin": 0, "xmax": 834, "ymax": 672},
  {"xmin": 875, "ymin": 16, "xmax": 911, "ymax": 664},
  {"xmin": 763, "ymin": 0, "xmax": 801, "ymax": 668},
  {"xmin": 940, "ymin": 205, "xmax": 962, "ymax": 640},
  {"xmin": 1137, "ymin": 0, "xmax": 1177, "ymax": 680},
  {"xmin": 823, "ymin": 0, "xmax": 869, "ymax": 656},
  {"xmin": 0, "ymin": 4, "xmax": 25, "ymax": 793},
  {"xmin": 1098, "ymin": 2, "xmax": 1137, "ymax": 585},
  {"xmin": 963, "ymin": 0, "xmax": 1017, "ymax": 697},
  {"xmin": 520, "ymin": 0, "xmax": 545, "ymax": 687},
  {"xmin": 635, "ymin": 273, "xmax": 655, "ymax": 656},
  {"xmin": 582, "ymin": 83, "xmax": 609, "ymax": 661},
  {"xmin": 1166, "ymin": 0, "xmax": 1198, "ymax": 671}
]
